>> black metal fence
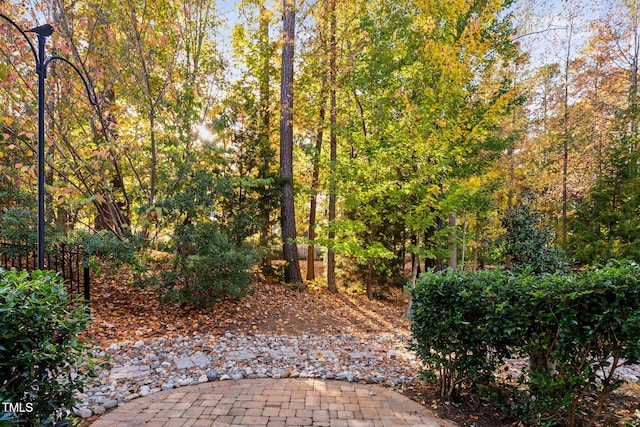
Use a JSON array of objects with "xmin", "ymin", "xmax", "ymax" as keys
[{"xmin": 0, "ymin": 242, "xmax": 90, "ymax": 301}]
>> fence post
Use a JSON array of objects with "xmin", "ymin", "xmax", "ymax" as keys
[{"xmin": 83, "ymin": 265, "xmax": 90, "ymax": 302}]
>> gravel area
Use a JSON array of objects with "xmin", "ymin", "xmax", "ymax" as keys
[
  {"xmin": 72, "ymin": 335, "xmax": 640, "ymax": 422},
  {"xmin": 74, "ymin": 331, "xmax": 423, "ymax": 418},
  {"xmin": 74, "ymin": 330, "xmax": 640, "ymax": 420}
]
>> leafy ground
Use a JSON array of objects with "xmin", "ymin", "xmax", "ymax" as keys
[
  {"xmin": 85, "ymin": 262, "xmax": 640, "ymax": 426},
  {"xmin": 87, "ymin": 261, "xmax": 412, "ymax": 343}
]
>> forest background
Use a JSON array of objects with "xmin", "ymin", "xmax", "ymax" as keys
[{"xmin": 1, "ymin": 0, "xmax": 638, "ymax": 303}]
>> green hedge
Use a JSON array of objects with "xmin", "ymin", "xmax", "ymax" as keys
[
  {"xmin": 0, "ymin": 269, "xmax": 92, "ymax": 426},
  {"xmin": 142, "ymin": 221, "xmax": 259, "ymax": 306},
  {"xmin": 410, "ymin": 262, "xmax": 640, "ymax": 427}
]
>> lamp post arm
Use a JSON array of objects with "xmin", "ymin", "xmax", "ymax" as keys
[
  {"xmin": 1, "ymin": 13, "xmax": 98, "ymax": 270},
  {"xmin": 45, "ymin": 55, "xmax": 98, "ymax": 106},
  {"xmin": 0, "ymin": 13, "xmax": 39, "ymax": 67}
]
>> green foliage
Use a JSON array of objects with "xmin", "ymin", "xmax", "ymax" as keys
[
  {"xmin": 500, "ymin": 191, "xmax": 566, "ymax": 273},
  {"xmin": 68, "ymin": 231, "xmax": 141, "ymax": 270},
  {"xmin": 326, "ymin": 0, "xmax": 519, "ymax": 284},
  {"xmin": 410, "ymin": 268, "xmax": 515, "ymax": 400},
  {"xmin": 0, "ymin": 207, "xmax": 36, "ymax": 247},
  {"xmin": 569, "ymin": 138, "xmax": 640, "ymax": 264},
  {"xmin": 145, "ymin": 167, "xmax": 223, "ymax": 233},
  {"xmin": 135, "ymin": 158, "xmax": 262, "ymax": 305},
  {"xmin": 0, "ymin": 269, "xmax": 93, "ymax": 426},
  {"xmin": 147, "ymin": 221, "xmax": 259, "ymax": 306},
  {"xmin": 151, "ymin": 166, "xmax": 273, "ymax": 249},
  {"xmin": 410, "ymin": 262, "xmax": 640, "ymax": 426}
]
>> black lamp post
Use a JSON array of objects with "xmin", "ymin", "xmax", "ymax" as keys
[{"xmin": 1, "ymin": 13, "xmax": 97, "ymax": 270}]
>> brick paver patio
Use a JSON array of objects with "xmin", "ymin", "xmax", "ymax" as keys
[{"xmin": 89, "ymin": 378, "xmax": 457, "ymax": 426}]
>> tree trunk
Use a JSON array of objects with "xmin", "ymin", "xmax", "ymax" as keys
[
  {"xmin": 460, "ymin": 215, "xmax": 467, "ymax": 270},
  {"xmin": 448, "ymin": 212, "xmax": 457, "ymax": 269},
  {"xmin": 561, "ymin": 13, "xmax": 574, "ymax": 249},
  {"xmin": 562, "ymin": 83, "xmax": 569, "ymax": 249},
  {"xmin": 259, "ymin": 3, "xmax": 274, "ymax": 265},
  {"xmin": 630, "ymin": 18, "xmax": 639, "ymax": 140},
  {"xmin": 424, "ymin": 217, "xmax": 444, "ymax": 272},
  {"xmin": 407, "ymin": 235, "xmax": 421, "ymax": 316},
  {"xmin": 366, "ymin": 258, "xmax": 374, "ymax": 300},
  {"xmin": 473, "ymin": 217, "xmax": 481, "ymax": 270},
  {"xmin": 326, "ymin": 0, "xmax": 338, "ymax": 293},
  {"xmin": 307, "ymin": 21, "xmax": 329, "ymax": 281},
  {"xmin": 149, "ymin": 110, "xmax": 157, "ymax": 207},
  {"xmin": 307, "ymin": 84, "xmax": 327, "ymax": 280},
  {"xmin": 280, "ymin": 0, "xmax": 302, "ymax": 284},
  {"xmin": 505, "ymin": 147, "xmax": 514, "ymax": 269}
]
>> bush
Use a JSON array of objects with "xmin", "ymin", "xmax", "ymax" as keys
[
  {"xmin": 69, "ymin": 230, "xmax": 141, "ymax": 272},
  {"xmin": 410, "ymin": 262, "xmax": 640, "ymax": 427},
  {"xmin": 0, "ymin": 269, "xmax": 93, "ymax": 426},
  {"xmin": 146, "ymin": 221, "xmax": 259, "ymax": 306},
  {"xmin": 500, "ymin": 191, "xmax": 566, "ymax": 274},
  {"xmin": 0, "ymin": 207, "xmax": 36, "ymax": 247},
  {"xmin": 410, "ymin": 269, "xmax": 516, "ymax": 400}
]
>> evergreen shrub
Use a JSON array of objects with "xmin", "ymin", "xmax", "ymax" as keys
[
  {"xmin": 151, "ymin": 221, "xmax": 259, "ymax": 306},
  {"xmin": 0, "ymin": 269, "xmax": 92, "ymax": 426},
  {"xmin": 410, "ymin": 262, "xmax": 640, "ymax": 426}
]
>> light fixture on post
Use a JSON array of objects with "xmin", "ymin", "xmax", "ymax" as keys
[{"xmin": 1, "ymin": 13, "xmax": 98, "ymax": 270}]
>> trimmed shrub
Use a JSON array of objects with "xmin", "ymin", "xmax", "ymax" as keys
[
  {"xmin": 410, "ymin": 262, "xmax": 640, "ymax": 426},
  {"xmin": 410, "ymin": 268, "xmax": 513, "ymax": 400},
  {"xmin": 0, "ymin": 269, "xmax": 92, "ymax": 425},
  {"xmin": 148, "ymin": 221, "xmax": 259, "ymax": 306}
]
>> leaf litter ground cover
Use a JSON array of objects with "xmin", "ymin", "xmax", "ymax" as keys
[
  {"xmin": 82, "ymin": 263, "xmax": 640, "ymax": 427},
  {"xmin": 87, "ymin": 262, "xmax": 413, "ymax": 341}
]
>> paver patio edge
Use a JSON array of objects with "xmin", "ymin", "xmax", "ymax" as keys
[{"xmin": 89, "ymin": 378, "xmax": 458, "ymax": 427}]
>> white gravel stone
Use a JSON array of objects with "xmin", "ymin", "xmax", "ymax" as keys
[
  {"xmin": 91, "ymin": 405, "xmax": 106, "ymax": 416},
  {"xmin": 103, "ymin": 400, "xmax": 118, "ymax": 409},
  {"xmin": 179, "ymin": 378, "xmax": 194, "ymax": 386},
  {"xmin": 73, "ymin": 407, "xmax": 93, "ymax": 418},
  {"xmin": 77, "ymin": 330, "xmax": 640, "ymax": 410}
]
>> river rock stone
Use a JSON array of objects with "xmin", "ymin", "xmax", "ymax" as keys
[
  {"xmin": 103, "ymin": 400, "xmax": 118, "ymax": 409},
  {"xmin": 91, "ymin": 405, "xmax": 106, "ymax": 416},
  {"xmin": 74, "ymin": 407, "xmax": 93, "ymax": 418}
]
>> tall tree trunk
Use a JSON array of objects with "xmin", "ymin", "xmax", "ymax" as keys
[
  {"xmin": 307, "ymin": 67, "xmax": 328, "ymax": 281},
  {"xmin": 149, "ymin": 110, "xmax": 157, "ymax": 206},
  {"xmin": 460, "ymin": 215, "xmax": 467, "ymax": 269},
  {"xmin": 448, "ymin": 212, "xmax": 457, "ymax": 269},
  {"xmin": 326, "ymin": 0, "xmax": 338, "ymax": 293},
  {"xmin": 629, "ymin": 14, "xmax": 639, "ymax": 145},
  {"xmin": 562, "ymin": 65, "xmax": 569, "ymax": 249},
  {"xmin": 280, "ymin": 0, "xmax": 302, "ymax": 284},
  {"xmin": 127, "ymin": 0, "xmax": 157, "ymax": 207},
  {"xmin": 507, "ymin": 148, "xmax": 514, "ymax": 210},
  {"xmin": 407, "ymin": 235, "xmax": 421, "ymax": 316},
  {"xmin": 259, "ymin": 3, "xmax": 274, "ymax": 265},
  {"xmin": 424, "ymin": 217, "xmax": 444, "ymax": 272},
  {"xmin": 561, "ymin": 11, "xmax": 575, "ymax": 249},
  {"xmin": 505, "ymin": 148, "xmax": 514, "ymax": 269},
  {"xmin": 473, "ymin": 217, "xmax": 481, "ymax": 270},
  {"xmin": 366, "ymin": 258, "xmax": 373, "ymax": 300}
]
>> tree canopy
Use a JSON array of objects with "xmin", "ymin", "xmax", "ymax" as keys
[{"xmin": 1, "ymin": 0, "xmax": 638, "ymax": 297}]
